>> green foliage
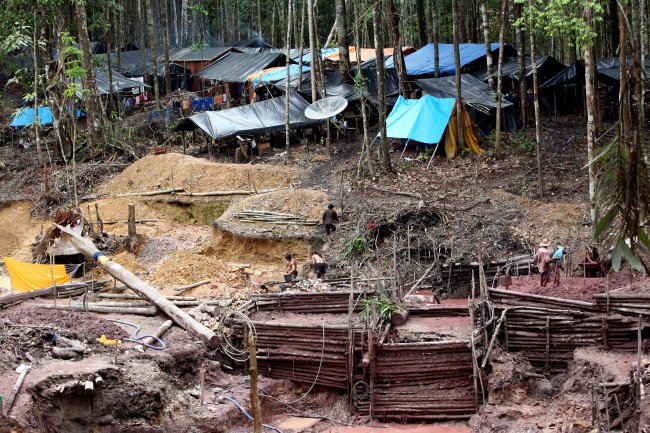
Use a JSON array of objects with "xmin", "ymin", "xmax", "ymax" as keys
[
  {"xmin": 520, "ymin": 179, "xmax": 528, "ymax": 196},
  {"xmin": 483, "ymin": 149, "xmax": 494, "ymax": 158},
  {"xmin": 360, "ymin": 297, "xmax": 399, "ymax": 323},
  {"xmin": 511, "ymin": 131, "xmax": 534, "ymax": 154},
  {"xmin": 353, "ymin": 72, "xmax": 368, "ymax": 96},
  {"xmin": 592, "ymin": 132, "xmax": 650, "ymax": 272},
  {"xmin": 417, "ymin": 151, "xmax": 429, "ymax": 162},
  {"xmin": 343, "ymin": 236, "xmax": 366, "ymax": 257}
]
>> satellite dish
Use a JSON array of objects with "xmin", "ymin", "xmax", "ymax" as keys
[{"xmin": 304, "ymin": 96, "xmax": 348, "ymax": 120}]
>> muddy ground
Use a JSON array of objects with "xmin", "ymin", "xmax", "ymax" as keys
[{"xmin": 0, "ymin": 109, "xmax": 648, "ymax": 432}]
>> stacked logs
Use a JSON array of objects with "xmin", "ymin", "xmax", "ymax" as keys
[
  {"xmin": 252, "ymin": 320, "xmax": 361, "ymax": 389},
  {"xmin": 489, "ymin": 289, "xmax": 648, "ymax": 373},
  {"xmin": 356, "ymin": 341, "xmax": 476, "ymax": 420},
  {"xmin": 250, "ymin": 291, "xmax": 374, "ymax": 314},
  {"xmin": 593, "ymin": 293, "xmax": 650, "ymax": 317},
  {"xmin": 443, "ymin": 255, "xmax": 535, "ymax": 288}
]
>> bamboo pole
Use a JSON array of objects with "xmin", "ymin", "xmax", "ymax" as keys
[
  {"xmin": 55, "ymin": 224, "xmax": 220, "ymax": 348},
  {"xmin": 249, "ymin": 334, "xmax": 262, "ymax": 433}
]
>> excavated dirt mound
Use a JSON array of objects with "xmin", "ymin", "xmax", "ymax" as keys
[
  {"xmin": 99, "ymin": 153, "xmax": 301, "ymax": 194},
  {"xmin": 0, "ymin": 416, "xmax": 42, "ymax": 433},
  {"xmin": 0, "ymin": 202, "xmax": 49, "ymax": 259},
  {"xmin": 215, "ymin": 188, "xmax": 329, "ymax": 240}
]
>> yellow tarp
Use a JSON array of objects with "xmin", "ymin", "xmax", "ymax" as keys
[
  {"xmin": 444, "ymin": 103, "xmax": 484, "ymax": 158},
  {"xmin": 3, "ymin": 257, "xmax": 71, "ymax": 292}
]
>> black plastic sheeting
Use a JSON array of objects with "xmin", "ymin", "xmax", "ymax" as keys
[
  {"xmin": 414, "ymin": 74, "xmax": 517, "ymax": 133},
  {"xmin": 195, "ymin": 52, "xmax": 286, "ymax": 82},
  {"xmin": 105, "ymin": 49, "xmax": 190, "ymax": 78},
  {"xmin": 172, "ymin": 94, "xmax": 321, "ymax": 139},
  {"xmin": 473, "ymin": 55, "xmax": 566, "ymax": 90},
  {"xmin": 359, "ymin": 56, "xmax": 401, "ymax": 105},
  {"xmin": 268, "ymin": 69, "xmax": 361, "ymax": 102},
  {"xmin": 168, "ymin": 47, "xmax": 234, "ymax": 63}
]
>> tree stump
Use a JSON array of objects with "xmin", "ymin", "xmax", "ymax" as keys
[{"xmin": 127, "ymin": 203, "xmax": 137, "ymax": 252}]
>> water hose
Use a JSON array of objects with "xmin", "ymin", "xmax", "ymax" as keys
[
  {"xmin": 223, "ymin": 396, "xmax": 284, "ymax": 433},
  {"xmin": 107, "ymin": 319, "xmax": 166, "ymax": 350}
]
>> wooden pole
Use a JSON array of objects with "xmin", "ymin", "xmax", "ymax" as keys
[
  {"xmin": 127, "ymin": 203, "xmax": 137, "ymax": 252},
  {"xmin": 55, "ymin": 224, "xmax": 220, "ymax": 348},
  {"xmin": 248, "ymin": 334, "xmax": 262, "ymax": 433},
  {"xmin": 4, "ymin": 365, "xmax": 30, "ymax": 415}
]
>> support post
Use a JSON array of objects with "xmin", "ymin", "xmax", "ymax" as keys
[
  {"xmin": 248, "ymin": 334, "xmax": 262, "ymax": 433},
  {"xmin": 127, "ymin": 203, "xmax": 137, "ymax": 252}
]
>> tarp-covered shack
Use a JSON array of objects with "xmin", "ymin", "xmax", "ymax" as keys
[
  {"xmin": 395, "ymin": 43, "xmax": 517, "ymax": 77},
  {"xmin": 195, "ymin": 52, "xmax": 286, "ymax": 83},
  {"xmin": 173, "ymin": 94, "xmax": 320, "ymax": 140},
  {"xmin": 385, "ymin": 95, "xmax": 483, "ymax": 158},
  {"xmin": 415, "ymin": 74, "xmax": 517, "ymax": 133},
  {"xmin": 473, "ymin": 55, "xmax": 566, "ymax": 91}
]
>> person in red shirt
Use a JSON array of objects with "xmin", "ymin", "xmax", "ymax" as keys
[{"xmin": 533, "ymin": 239, "xmax": 551, "ymax": 287}]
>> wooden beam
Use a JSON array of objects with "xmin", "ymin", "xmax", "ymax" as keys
[{"xmin": 55, "ymin": 224, "xmax": 220, "ymax": 348}]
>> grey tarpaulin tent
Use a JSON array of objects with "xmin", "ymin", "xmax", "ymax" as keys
[
  {"xmin": 415, "ymin": 74, "xmax": 517, "ymax": 132},
  {"xmin": 92, "ymin": 68, "xmax": 149, "ymax": 95},
  {"xmin": 473, "ymin": 55, "xmax": 566, "ymax": 91},
  {"xmin": 172, "ymin": 94, "xmax": 320, "ymax": 139},
  {"xmin": 194, "ymin": 52, "xmax": 286, "ymax": 82},
  {"xmin": 266, "ymin": 69, "xmax": 360, "ymax": 102}
]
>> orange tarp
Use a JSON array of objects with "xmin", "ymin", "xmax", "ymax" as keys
[
  {"xmin": 4, "ymin": 257, "xmax": 71, "ymax": 292},
  {"xmin": 444, "ymin": 104, "xmax": 483, "ymax": 158},
  {"xmin": 324, "ymin": 46, "xmax": 415, "ymax": 63}
]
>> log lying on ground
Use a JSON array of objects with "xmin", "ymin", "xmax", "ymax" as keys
[
  {"xmin": 55, "ymin": 224, "xmax": 220, "ymax": 348},
  {"xmin": 137, "ymin": 320, "xmax": 173, "ymax": 350},
  {"xmin": 0, "ymin": 284, "xmax": 89, "ymax": 306},
  {"xmin": 37, "ymin": 303, "xmax": 159, "ymax": 316}
]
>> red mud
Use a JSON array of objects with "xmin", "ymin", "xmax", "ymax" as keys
[
  {"xmin": 320, "ymin": 424, "xmax": 472, "ymax": 433},
  {"xmin": 501, "ymin": 270, "xmax": 650, "ymax": 301}
]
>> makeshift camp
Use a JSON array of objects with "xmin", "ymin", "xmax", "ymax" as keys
[
  {"xmin": 385, "ymin": 95, "xmax": 483, "ymax": 158},
  {"xmin": 250, "ymin": 64, "xmax": 311, "ymax": 86},
  {"xmin": 167, "ymin": 47, "xmax": 236, "ymax": 73},
  {"xmin": 172, "ymin": 94, "xmax": 321, "ymax": 139},
  {"xmin": 395, "ymin": 43, "xmax": 517, "ymax": 76},
  {"xmin": 10, "ymin": 107, "xmax": 53, "ymax": 128},
  {"xmin": 473, "ymin": 55, "xmax": 566, "ymax": 91},
  {"xmin": 86, "ymin": 68, "xmax": 148, "ymax": 96},
  {"xmin": 359, "ymin": 57, "xmax": 401, "ymax": 105},
  {"xmin": 195, "ymin": 52, "xmax": 286, "ymax": 83},
  {"xmin": 265, "ymin": 69, "xmax": 360, "ymax": 102},
  {"xmin": 105, "ymin": 49, "xmax": 191, "ymax": 91},
  {"xmin": 415, "ymin": 74, "xmax": 517, "ymax": 132},
  {"xmin": 3, "ymin": 257, "xmax": 71, "ymax": 292}
]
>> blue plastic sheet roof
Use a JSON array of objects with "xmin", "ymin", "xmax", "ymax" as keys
[
  {"xmin": 300, "ymin": 48, "xmax": 339, "ymax": 65},
  {"xmin": 385, "ymin": 95, "xmax": 456, "ymax": 144},
  {"xmin": 10, "ymin": 107, "xmax": 53, "ymax": 128},
  {"xmin": 253, "ymin": 65, "xmax": 311, "ymax": 85},
  {"xmin": 398, "ymin": 43, "xmax": 502, "ymax": 76}
]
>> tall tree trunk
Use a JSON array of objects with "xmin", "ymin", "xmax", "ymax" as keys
[
  {"xmin": 481, "ymin": 0, "xmax": 494, "ymax": 89},
  {"xmin": 138, "ymin": 0, "xmax": 149, "ymax": 84},
  {"xmin": 452, "ymin": 0, "xmax": 464, "ymax": 151},
  {"xmin": 336, "ymin": 0, "xmax": 352, "ymax": 82},
  {"xmin": 528, "ymin": 0, "xmax": 543, "ymax": 197},
  {"xmin": 353, "ymin": 0, "xmax": 374, "ymax": 177},
  {"xmin": 271, "ymin": 0, "xmax": 277, "ymax": 47},
  {"xmin": 171, "ymin": 0, "xmax": 179, "ymax": 45},
  {"xmin": 584, "ymin": 3, "xmax": 597, "ymax": 231},
  {"xmin": 637, "ymin": 0, "xmax": 646, "ymax": 128},
  {"xmin": 307, "ymin": 0, "xmax": 318, "ymax": 101},
  {"xmin": 257, "ymin": 0, "xmax": 262, "ymax": 38},
  {"xmin": 181, "ymin": 0, "xmax": 189, "ymax": 45},
  {"xmin": 432, "ymin": 0, "xmax": 440, "ymax": 77},
  {"xmin": 146, "ymin": 0, "xmax": 161, "ymax": 109},
  {"xmin": 373, "ymin": 0, "xmax": 391, "ymax": 172},
  {"xmin": 297, "ymin": 0, "xmax": 306, "ymax": 88},
  {"xmin": 33, "ymin": 8, "xmax": 43, "ymax": 165},
  {"xmin": 106, "ymin": 7, "xmax": 116, "ymax": 115},
  {"xmin": 515, "ymin": 3, "xmax": 526, "ymax": 128},
  {"xmin": 161, "ymin": 0, "xmax": 172, "ymax": 95},
  {"xmin": 386, "ymin": 0, "xmax": 408, "ymax": 94},
  {"xmin": 416, "ymin": 0, "xmax": 426, "ymax": 47},
  {"xmin": 609, "ymin": 0, "xmax": 619, "ymax": 57},
  {"xmin": 494, "ymin": 0, "xmax": 508, "ymax": 158},
  {"xmin": 619, "ymin": 3, "xmax": 631, "ymax": 137},
  {"xmin": 76, "ymin": 0, "xmax": 97, "ymax": 135},
  {"xmin": 285, "ymin": 0, "xmax": 292, "ymax": 163}
]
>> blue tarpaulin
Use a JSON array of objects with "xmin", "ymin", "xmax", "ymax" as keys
[
  {"xmin": 10, "ymin": 107, "xmax": 53, "ymax": 128},
  {"xmin": 253, "ymin": 65, "xmax": 311, "ymax": 85},
  {"xmin": 385, "ymin": 95, "xmax": 456, "ymax": 144},
  {"xmin": 397, "ymin": 43, "xmax": 506, "ymax": 76},
  {"xmin": 300, "ymin": 48, "xmax": 339, "ymax": 65}
]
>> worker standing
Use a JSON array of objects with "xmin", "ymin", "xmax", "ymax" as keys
[
  {"xmin": 285, "ymin": 254, "xmax": 298, "ymax": 285},
  {"xmin": 311, "ymin": 252, "xmax": 327, "ymax": 279},
  {"xmin": 322, "ymin": 204, "xmax": 340, "ymax": 242},
  {"xmin": 534, "ymin": 239, "xmax": 551, "ymax": 287}
]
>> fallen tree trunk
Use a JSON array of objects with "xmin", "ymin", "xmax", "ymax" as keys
[
  {"xmin": 0, "ymin": 284, "xmax": 89, "ymax": 306},
  {"xmin": 37, "ymin": 303, "xmax": 159, "ymax": 316},
  {"xmin": 55, "ymin": 224, "xmax": 220, "ymax": 348},
  {"xmin": 138, "ymin": 319, "xmax": 173, "ymax": 350}
]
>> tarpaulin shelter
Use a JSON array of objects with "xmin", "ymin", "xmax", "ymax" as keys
[
  {"xmin": 168, "ymin": 47, "xmax": 236, "ymax": 73},
  {"xmin": 250, "ymin": 64, "xmax": 311, "ymax": 86},
  {"xmin": 267, "ymin": 69, "xmax": 360, "ymax": 102},
  {"xmin": 87, "ymin": 67, "xmax": 149, "ymax": 96},
  {"xmin": 172, "ymin": 94, "xmax": 321, "ymax": 139},
  {"xmin": 300, "ymin": 48, "xmax": 340, "ymax": 65},
  {"xmin": 10, "ymin": 107, "xmax": 53, "ymax": 128},
  {"xmin": 359, "ymin": 56, "xmax": 401, "ymax": 105},
  {"xmin": 3, "ymin": 257, "xmax": 71, "ymax": 292},
  {"xmin": 322, "ymin": 46, "xmax": 416, "ymax": 65},
  {"xmin": 195, "ymin": 52, "xmax": 286, "ymax": 83},
  {"xmin": 385, "ymin": 95, "xmax": 483, "ymax": 158},
  {"xmin": 396, "ymin": 43, "xmax": 517, "ymax": 76},
  {"xmin": 221, "ymin": 39, "xmax": 274, "ymax": 49},
  {"xmin": 473, "ymin": 55, "xmax": 566, "ymax": 91},
  {"xmin": 414, "ymin": 74, "xmax": 517, "ymax": 133}
]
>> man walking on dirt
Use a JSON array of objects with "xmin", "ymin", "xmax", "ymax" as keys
[
  {"xmin": 534, "ymin": 239, "xmax": 551, "ymax": 287},
  {"xmin": 322, "ymin": 204, "xmax": 340, "ymax": 242}
]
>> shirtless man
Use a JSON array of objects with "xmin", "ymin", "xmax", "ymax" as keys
[
  {"xmin": 285, "ymin": 254, "xmax": 298, "ymax": 284},
  {"xmin": 311, "ymin": 252, "xmax": 327, "ymax": 279}
]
